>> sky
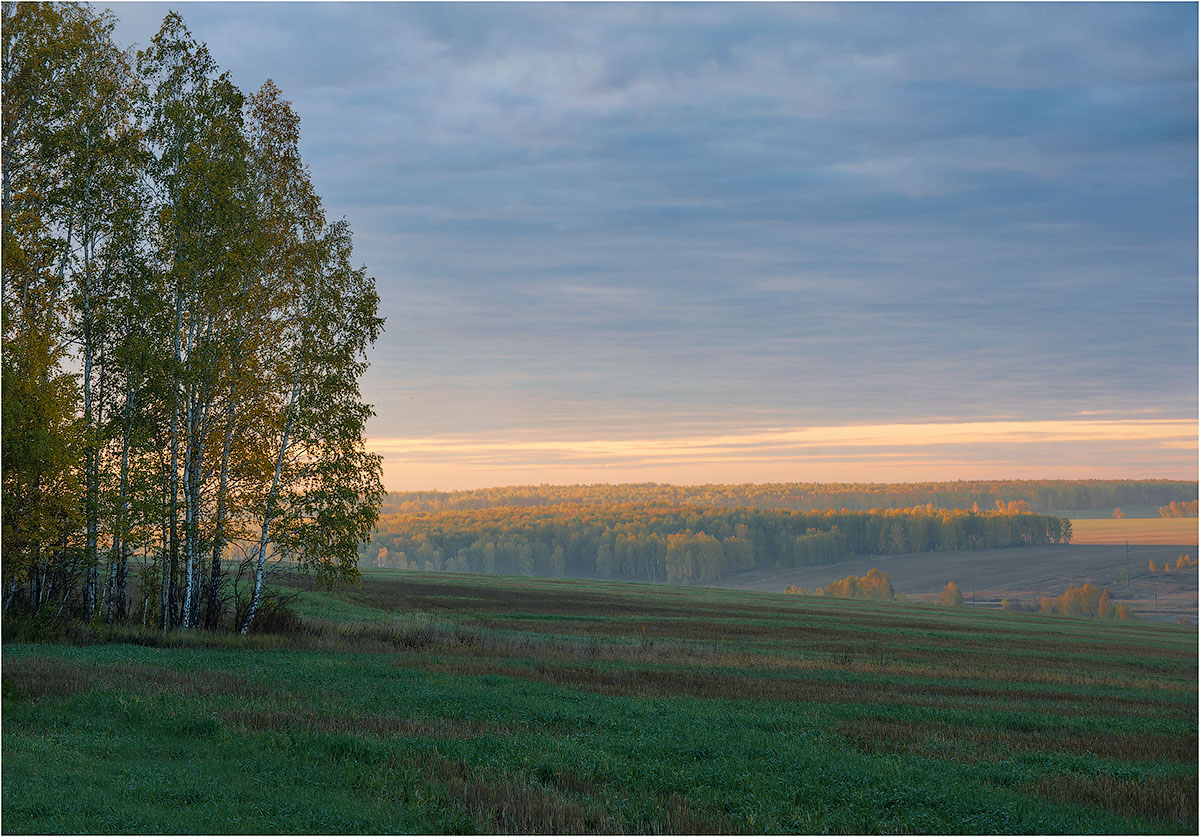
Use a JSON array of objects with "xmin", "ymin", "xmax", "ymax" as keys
[{"xmin": 110, "ymin": 2, "xmax": 1198, "ymax": 490}]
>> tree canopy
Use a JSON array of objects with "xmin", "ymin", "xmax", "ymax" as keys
[{"xmin": 2, "ymin": 3, "xmax": 383, "ymax": 632}]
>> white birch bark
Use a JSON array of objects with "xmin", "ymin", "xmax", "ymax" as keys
[{"xmin": 241, "ymin": 373, "xmax": 300, "ymax": 635}]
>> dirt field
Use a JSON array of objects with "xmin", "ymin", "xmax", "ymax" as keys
[
  {"xmin": 715, "ymin": 539, "xmax": 1199, "ymax": 624},
  {"xmin": 1069, "ymin": 517, "xmax": 1198, "ymax": 545}
]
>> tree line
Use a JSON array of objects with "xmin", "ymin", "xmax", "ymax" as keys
[
  {"xmin": 380, "ymin": 479, "xmax": 1196, "ymax": 516},
  {"xmin": 364, "ymin": 505, "xmax": 1071, "ymax": 585},
  {"xmin": 2, "ymin": 4, "xmax": 383, "ymax": 633}
]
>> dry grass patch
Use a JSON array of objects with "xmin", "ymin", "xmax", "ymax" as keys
[
  {"xmin": 834, "ymin": 717, "xmax": 1198, "ymax": 764},
  {"xmin": 651, "ymin": 793, "xmax": 743, "ymax": 835},
  {"xmin": 398, "ymin": 655, "xmax": 1185, "ymax": 718},
  {"xmin": 221, "ymin": 708, "xmax": 508, "ymax": 741},
  {"xmin": 425, "ymin": 752, "xmax": 611, "ymax": 834},
  {"xmin": 475, "ymin": 619, "xmax": 1197, "ymax": 692},
  {"xmin": 3, "ymin": 657, "xmax": 272, "ymax": 701},
  {"xmin": 1069, "ymin": 517, "xmax": 1198, "ymax": 545},
  {"xmin": 2, "ymin": 657, "xmax": 93, "ymax": 699},
  {"xmin": 286, "ymin": 574, "xmax": 714, "ymax": 622},
  {"xmin": 1030, "ymin": 771, "xmax": 1197, "ymax": 832}
]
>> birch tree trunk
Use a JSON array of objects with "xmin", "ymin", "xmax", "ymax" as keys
[
  {"xmin": 205, "ymin": 368, "xmax": 240, "ymax": 629},
  {"xmin": 241, "ymin": 375, "xmax": 300, "ymax": 635}
]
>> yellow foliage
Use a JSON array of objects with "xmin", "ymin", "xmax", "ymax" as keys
[
  {"xmin": 1160, "ymin": 500, "xmax": 1200, "ymax": 518},
  {"xmin": 939, "ymin": 581, "xmax": 964, "ymax": 607},
  {"xmin": 804, "ymin": 568, "xmax": 898, "ymax": 602},
  {"xmin": 1040, "ymin": 584, "xmax": 1132, "ymax": 619}
]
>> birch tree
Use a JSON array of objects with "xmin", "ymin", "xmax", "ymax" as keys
[
  {"xmin": 138, "ymin": 13, "xmax": 256, "ymax": 629},
  {"xmin": 239, "ymin": 82, "xmax": 383, "ymax": 633},
  {"xmin": 2, "ymin": 1, "xmax": 121, "ymax": 617},
  {"xmin": 4, "ymin": 6, "xmax": 384, "ymax": 632}
]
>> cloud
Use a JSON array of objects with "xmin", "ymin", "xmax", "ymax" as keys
[
  {"xmin": 372, "ymin": 417, "xmax": 1196, "ymax": 465},
  {"xmin": 108, "ymin": 3, "xmax": 1197, "ymax": 483}
]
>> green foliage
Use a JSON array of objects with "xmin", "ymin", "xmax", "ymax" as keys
[{"xmin": 2, "ymin": 5, "xmax": 382, "ymax": 633}]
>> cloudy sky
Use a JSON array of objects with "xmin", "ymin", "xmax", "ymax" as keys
[{"xmin": 112, "ymin": 2, "xmax": 1197, "ymax": 489}]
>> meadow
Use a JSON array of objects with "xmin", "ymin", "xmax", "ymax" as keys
[{"xmin": 3, "ymin": 568, "xmax": 1196, "ymax": 834}]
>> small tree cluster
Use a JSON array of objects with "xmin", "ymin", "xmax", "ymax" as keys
[
  {"xmin": 1149, "ymin": 554, "xmax": 1197, "ymax": 574},
  {"xmin": 1151, "ymin": 555, "xmax": 1197, "ymax": 573},
  {"xmin": 1039, "ymin": 584, "xmax": 1133, "ymax": 619},
  {"xmin": 938, "ymin": 580, "xmax": 964, "ymax": 606},
  {"xmin": 1159, "ymin": 500, "xmax": 1199, "ymax": 518},
  {"xmin": 787, "ymin": 568, "xmax": 899, "ymax": 601}
]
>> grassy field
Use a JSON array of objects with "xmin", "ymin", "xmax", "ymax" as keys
[
  {"xmin": 1068, "ymin": 517, "xmax": 1198, "ymax": 545},
  {"xmin": 3, "ymin": 569, "xmax": 1196, "ymax": 834}
]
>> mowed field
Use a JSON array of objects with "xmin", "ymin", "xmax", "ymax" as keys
[
  {"xmin": 3, "ymin": 569, "xmax": 1196, "ymax": 834},
  {"xmin": 719, "ymin": 517, "xmax": 1198, "ymax": 624},
  {"xmin": 1069, "ymin": 517, "xmax": 1198, "ymax": 545}
]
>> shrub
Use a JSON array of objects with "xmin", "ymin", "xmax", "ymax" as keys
[
  {"xmin": 792, "ymin": 568, "xmax": 900, "ymax": 602},
  {"xmin": 1041, "ymin": 584, "xmax": 1133, "ymax": 619},
  {"xmin": 1160, "ymin": 500, "xmax": 1199, "ymax": 518},
  {"xmin": 235, "ymin": 590, "xmax": 302, "ymax": 635},
  {"xmin": 939, "ymin": 581, "xmax": 964, "ymax": 607}
]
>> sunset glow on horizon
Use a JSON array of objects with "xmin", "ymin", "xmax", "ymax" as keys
[{"xmin": 372, "ymin": 417, "xmax": 1198, "ymax": 491}]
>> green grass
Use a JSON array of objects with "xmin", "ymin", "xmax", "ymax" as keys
[{"xmin": 4, "ymin": 568, "xmax": 1196, "ymax": 834}]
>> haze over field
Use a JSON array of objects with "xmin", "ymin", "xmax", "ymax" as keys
[{"xmin": 112, "ymin": 3, "xmax": 1200, "ymax": 490}]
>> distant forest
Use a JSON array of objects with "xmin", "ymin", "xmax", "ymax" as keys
[
  {"xmin": 364, "ymin": 505, "xmax": 1072, "ymax": 586},
  {"xmin": 365, "ymin": 478, "xmax": 1194, "ymax": 586},
  {"xmin": 380, "ymin": 479, "xmax": 1196, "ymax": 515}
]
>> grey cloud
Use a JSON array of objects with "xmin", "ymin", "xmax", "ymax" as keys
[{"xmin": 107, "ymin": 2, "xmax": 1197, "ymax": 452}]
